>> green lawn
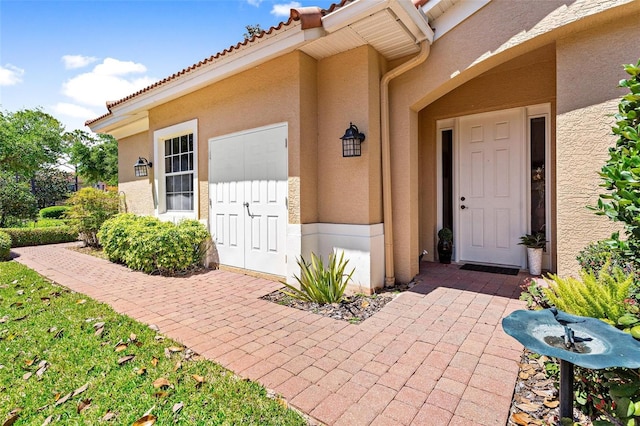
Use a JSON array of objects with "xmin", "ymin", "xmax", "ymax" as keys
[{"xmin": 0, "ymin": 261, "xmax": 307, "ymax": 425}]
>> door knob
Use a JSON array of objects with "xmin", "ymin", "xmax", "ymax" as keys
[
  {"xmin": 461, "ymin": 196, "xmax": 466, "ymax": 201},
  {"xmin": 461, "ymin": 205, "xmax": 466, "ymax": 209}
]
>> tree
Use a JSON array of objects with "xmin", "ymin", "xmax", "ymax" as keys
[
  {"xmin": 32, "ymin": 167, "xmax": 72, "ymax": 208},
  {"xmin": 244, "ymin": 24, "xmax": 263, "ymax": 40},
  {"xmin": 0, "ymin": 173, "xmax": 38, "ymax": 228},
  {"xmin": 67, "ymin": 130, "xmax": 118, "ymax": 186},
  {"xmin": 0, "ymin": 108, "xmax": 65, "ymax": 178}
]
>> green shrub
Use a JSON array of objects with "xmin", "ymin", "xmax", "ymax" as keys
[
  {"xmin": 98, "ymin": 215, "xmax": 211, "ymax": 275},
  {"xmin": 34, "ymin": 218, "xmax": 66, "ymax": 228},
  {"xmin": 578, "ymin": 240, "xmax": 637, "ymax": 277},
  {"xmin": 98, "ymin": 213, "xmax": 143, "ymax": 263},
  {"xmin": 1, "ymin": 226, "xmax": 78, "ymax": 247},
  {"xmin": 282, "ymin": 251, "xmax": 354, "ymax": 304},
  {"xmin": 66, "ymin": 188, "xmax": 119, "ymax": 247},
  {"xmin": 39, "ymin": 205, "xmax": 69, "ymax": 219},
  {"xmin": 0, "ymin": 230, "xmax": 11, "ymax": 261},
  {"xmin": 543, "ymin": 265, "xmax": 633, "ymax": 324}
]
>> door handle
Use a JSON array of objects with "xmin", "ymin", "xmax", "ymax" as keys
[
  {"xmin": 461, "ymin": 205, "xmax": 466, "ymax": 210},
  {"xmin": 461, "ymin": 196, "xmax": 466, "ymax": 201},
  {"xmin": 243, "ymin": 202, "xmax": 256, "ymax": 218}
]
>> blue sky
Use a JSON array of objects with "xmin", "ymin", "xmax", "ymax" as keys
[{"xmin": 0, "ymin": 0, "xmax": 334, "ymax": 132}]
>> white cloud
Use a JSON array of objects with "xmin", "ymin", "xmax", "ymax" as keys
[
  {"xmin": 62, "ymin": 54, "xmax": 99, "ymax": 70},
  {"xmin": 62, "ymin": 58, "xmax": 157, "ymax": 107},
  {"xmin": 246, "ymin": 0, "xmax": 262, "ymax": 6},
  {"xmin": 51, "ymin": 102, "xmax": 98, "ymax": 119},
  {"xmin": 271, "ymin": 2, "xmax": 300, "ymax": 17},
  {"xmin": 0, "ymin": 64, "xmax": 24, "ymax": 86}
]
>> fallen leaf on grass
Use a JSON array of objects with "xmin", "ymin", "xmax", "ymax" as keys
[
  {"xmin": 172, "ymin": 402, "xmax": 183, "ymax": 414},
  {"xmin": 42, "ymin": 415, "xmax": 53, "ymax": 425},
  {"xmin": 129, "ymin": 333, "xmax": 137, "ymax": 341},
  {"xmin": 117, "ymin": 355, "xmax": 135, "ymax": 365},
  {"xmin": 77, "ymin": 399, "xmax": 91, "ymax": 413},
  {"xmin": 275, "ymin": 397, "xmax": 288, "ymax": 408},
  {"xmin": 0, "ymin": 316, "xmax": 8, "ymax": 324},
  {"xmin": 153, "ymin": 391, "xmax": 168, "ymax": 399},
  {"xmin": 164, "ymin": 348, "xmax": 171, "ymax": 359},
  {"xmin": 35, "ymin": 361, "xmax": 48, "ymax": 377},
  {"xmin": 76, "ymin": 299, "xmax": 86, "ymax": 305},
  {"xmin": 511, "ymin": 412, "xmax": 533, "ymax": 426},
  {"xmin": 151, "ymin": 357, "xmax": 158, "ymax": 367},
  {"xmin": 152, "ymin": 378, "xmax": 170, "ymax": 388},
  {"xmin": 94, "ymin": 327, "xmax": 104, "ymax": 337},
  {"xmin": 2, "ymin": 408, "xmax": 21, "ymax": 426},
  {"xmin": 93, "ymin": 322, "xmax": 105, "ymax": 329},
  {"xmin": 72, "ymin": 383, "xmax": 89, "ymax": 397},
  {"xmin": 41, "ymin": 297, "xmax": 50, "ymax": 305},
  {"xmin": 167, "ymin": 346, "xmax": 183, "ymax": 353},
  {"xmin": 54, "ymin": 392, "xmax": 72, "ymax": 406},
  {"xmin": 24, "ymin": 358, "xmax": 36, "ymax": 366},
  {"xmin": 101, "ymin": 411, "xmax": 116, "ymax": 421},
  {"xmin": 132, "ymin": 414, "xmax": 156, "ymax": 426},
  {"xmin": 192, "ymin": 375, "xmax": 205, "ymax": 387},
  {"xmin": 9, "ymin": 302, "xmax": 22, "ymax": 308},
  {"xmin": 173, "ymin": 361, "xmax": 181, "ymax": 372},
  {"xmin": 136, "ymin": 367, "xmax": 147, "ymax": 375},
  {"xmin": 114, "ymin": 344, "xmax": 127, "ymax": 353},
  {"xmin": 154, "ymin": 336, "xmax": 164, "ymax": 342},
  {"xmin": 53, "ymin": 329, "xmax": 64, "ymax": 339},
  {"xmin": 13, "ymin": 315, "xmax": 28, "ymax": 322},
  {"xmin": 22, "ymin": 372, "xmax": 32, "ymax": 381},
  {"xmin": 16, "ymin": 290, "xmax": 24, "ymax": 295}
]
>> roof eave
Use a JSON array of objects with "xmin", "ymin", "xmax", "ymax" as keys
[{"xmin": 88, "ymin": 24, "xmax": 325, "ymax": 135}]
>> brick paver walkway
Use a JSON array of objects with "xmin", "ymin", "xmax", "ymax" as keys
[{"xmin": 12, "ymin": 243, "xmax": 526, "ymax": 425}]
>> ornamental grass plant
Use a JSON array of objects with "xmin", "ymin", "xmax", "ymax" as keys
[{"xmin": 281, "ymin": 251, "xmax": 354, "ymax": 304}]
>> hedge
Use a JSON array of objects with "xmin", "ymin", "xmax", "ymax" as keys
[
  {"xmin": 39, "ymin": 206, "xmax": 70, "ymax": 219},
  {"xmin": 98, "ymin": 214, "xmax": 211, "ymax": 275},
  {"xmin": 0, "ymin": 231, "xmax": 10, "ymax": 261},
  {"xmin": 2, "ymin": 226, "xmax": 78, "ymax": 248}
]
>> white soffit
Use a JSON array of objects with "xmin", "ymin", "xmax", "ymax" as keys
[
  {"xmin": 301, "ymin": 9, "xmax": 420, "ymax": 60},
  {"xmin": 423, "ymin": 0, "xmax": 491, "ymax": 41}
]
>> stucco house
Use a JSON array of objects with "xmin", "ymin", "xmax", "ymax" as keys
[{"xmin": 87, "ymin": 0, "xmax": 640, "ymax": 293}]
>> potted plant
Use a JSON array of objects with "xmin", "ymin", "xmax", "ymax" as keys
[
  {"xmin": 519, "ymin": 232, "xmax": 547, "ymax": 275},
  {"xmin": 437, "ymin": 227, "xmax": 453, "ymax": 264}
]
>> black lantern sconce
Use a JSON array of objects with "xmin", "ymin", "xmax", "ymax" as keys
[
  {"xmin": 134, "ymin": 157, "xmax": 152, "ymax": 177},
  {"xmin": 340, "ymin": 122, "xmax": 365, "ymax": 157}
]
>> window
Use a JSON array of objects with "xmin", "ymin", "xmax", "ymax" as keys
[
  {"xmin": 164, "ymin": 134, "xmax": 194, "ymax": 211},
  {"xmin": 154, "ymin": 119, "xmax": 198, "ymax": 220}
]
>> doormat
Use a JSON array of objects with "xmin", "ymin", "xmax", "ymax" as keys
[{"xmin": 460, "ymin": 263, "xmax": 520, "ymax": 276}]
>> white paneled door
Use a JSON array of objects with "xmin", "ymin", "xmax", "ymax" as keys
[
  {"xmin": 209, "ymin": 123, "xmax": 288, "ymax": 276},
  {"xmin": 458, "ymin": 109, "xmax": 524, "ymax": 267}
]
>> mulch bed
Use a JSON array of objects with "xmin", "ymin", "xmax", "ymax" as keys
[{"xmin": 260, "ymin": 290, "xmax": 395, "ymax": 323}]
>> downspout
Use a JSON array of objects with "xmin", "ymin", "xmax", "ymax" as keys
[{"xmin": 381, "ymin": 41, "xmax": 430, "ymax": 286}]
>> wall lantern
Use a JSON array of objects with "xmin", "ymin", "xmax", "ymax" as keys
[
  {"xmin": 134, "ymin": 157, "xmax": 152, "ymax": 177},
  {"xmin": 340, "ymin": 122, "xmax": 365, "ymax": 157}
]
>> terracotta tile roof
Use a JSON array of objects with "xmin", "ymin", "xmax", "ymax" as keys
[{"xmin": 86, "ymin": 0, "xmax": 351, "ymax": 127}]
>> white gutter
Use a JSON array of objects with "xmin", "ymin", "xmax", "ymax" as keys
[{"xmin": 381, "ymin": 41, "xmax": 430, "ymax": 287}]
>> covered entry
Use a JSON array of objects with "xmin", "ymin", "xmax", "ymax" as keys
[
  {"xmin": 208, "ymin": 123, "xmax": 288, "ymax": 276},
  {"xmin": 435, "ymin": 104, "xmax": 551, "ymax": 269}
]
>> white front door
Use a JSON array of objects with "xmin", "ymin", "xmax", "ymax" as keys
[
  {"xmin": 458, "ymin": 109, "xmax": 524, "ymax": 267},
  {"xmin": 209, "ymin": 123, "xmax": 288, "ymax": 276}
]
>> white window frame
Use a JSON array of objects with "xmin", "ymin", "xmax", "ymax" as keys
[{"xmin": 154, "ymin": 119, "xmax": 198, "ymax": 221}]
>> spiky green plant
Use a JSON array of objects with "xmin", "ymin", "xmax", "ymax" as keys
[
  {"xmin": 281, "ymin": 251, "xmax": 354, "ymax": 304},
  {"xmin": 543, "ymin": 264, "xmax": 633, "ymax": 323}
]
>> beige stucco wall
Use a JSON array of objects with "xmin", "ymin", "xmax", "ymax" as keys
[
  {"xmin": 118, "ymin": 132, "xmax": 154, "ymax": 215},
  {"xmin": 316, "ymin": 45, "xmax": 384, "ymax": 224},
  {"xmin": 418, "ymin": 44, "xmax": 557, "ymax": 264},
  {"xmin": 117, "ymin": 51, "xmax": 314, "ymax": 225},
  {"xmin": 386, "ymin": 0, "xmax": 640, "ymax": 283},
  {"xmin": 555, "ymin": 11, "xmax": 640, "ymax": 276}
]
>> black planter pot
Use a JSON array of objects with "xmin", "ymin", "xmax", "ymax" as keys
[{"xmin": 437, "ymin": 240, "xmax": 452, "ymax": 264}]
